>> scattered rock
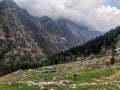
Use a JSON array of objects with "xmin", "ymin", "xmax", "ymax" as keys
[
  {"xmin": 27, "ymin": 83, "xmax": 32, "ymax": 86},
  {"xmin": 39, "ymin": 82, "xmax": 55, "ymax": 86},
  {"xmin": 34, "ymin": 80, "xmax": 39, "ymax": 83},
  {"xmin": 58, "ymin": 81, "xmax": 65, "ymax": 86},
  {"xmin": 93, "ymin": 79, "xmax": 102, "ymax": 82},
  {"xmin": 90, "ymin": 83, "xmax": 97, "ymax": 86},
  {"xmin": 70, "ymin": 84, "xmax": 77, "ymax": 89},
  {"xmin": 8, "ymin": 82, "xmax": 12, "ymax": 85},
  {"xmin": 79, "ymin": 82, "xmax": 88, "ymax": 86},
  {"xmin": 40, "ymin": 86, "xmax": 47, "ymax": 90},
  {"xmin": 59, "ymin": 80, "xmax": 72, "ymax": 84},
  {"xmin": 53, "ymin": 76, "xmax": 57, "ymax": 81},
  {"xmin": 49, "ymin": 88, "xmax": 55, "ymax": 90}
]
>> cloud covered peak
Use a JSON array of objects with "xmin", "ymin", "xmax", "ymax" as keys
[{"xmin": 13, "ymin": 0, "xmax": 120, "ymax": 32}]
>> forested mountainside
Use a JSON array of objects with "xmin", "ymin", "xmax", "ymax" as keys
[{"xmin": 49, "ymin": 26, "xmax": 120, "ymax": 64}]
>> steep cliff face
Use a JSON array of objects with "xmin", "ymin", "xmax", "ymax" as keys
[
  {"xmin": 0, "ymin": 0, "xmax": 101, "ymax": 65},
  {"xmin": 0, "ymin": 0, "xmax": 46, "ymax": 64}
]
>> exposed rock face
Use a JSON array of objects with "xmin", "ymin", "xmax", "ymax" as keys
[
  {"xmin": 0, "ymin": 0, "xmax": 46, "ymax": 64},
  {"xmin": 0, "ymin": 0, "xmax": 101, "ymax": 64}
]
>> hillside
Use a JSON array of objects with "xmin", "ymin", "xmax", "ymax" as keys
[
  {"xmin": 49, "ymin": 26, "xmax": 120, "ymax": 64},
  {"xmin": 0, "ymin": 56, "xmax": 120, "ymax": 90}
]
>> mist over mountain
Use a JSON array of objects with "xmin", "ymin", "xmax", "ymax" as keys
[
  {"xmin": 0, "ymin": 0, "xmax": 101, "ymax": 67},
  {"xmin": 13, "ymin": 0, "xmax": 120, "ymax": 32}
]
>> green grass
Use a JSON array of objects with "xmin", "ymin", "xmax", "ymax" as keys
[
  {"xmin": 0, "ymin": 81, "xmax": 119, "ymax": 90},
  {"xmin": 44, "ymin": 81, "xmax": 120, "ymax": 90},
  {"xmin": 44, "ymin": 84, "xmax": 90, "ymax": 90},
  {"xmin": 73, "ymin": 68, "xmax": 114, "ymax": 82},
  {"xmin": 0, "ymin": 83, "xmax": 39, "ymax": 90},
  {"xmin": 22, "ymin": 67, "xmax": 114, "ymax": 83},
  {"xmin": 0, "ymin": 59, "xmax": 120, "ymax": 90}
]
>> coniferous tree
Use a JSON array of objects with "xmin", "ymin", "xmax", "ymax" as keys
[{"xmin": 110, "ymin": 43, "xmax": 116, "ymax": 65}]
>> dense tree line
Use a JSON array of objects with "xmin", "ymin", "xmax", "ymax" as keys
[
  {"xmin": 48, "ymin": 26, "xmax": 120, "ymax": 64},
  {"xmin": 0, "ymin": 61, "xmax": 48, "ymax": 76}
]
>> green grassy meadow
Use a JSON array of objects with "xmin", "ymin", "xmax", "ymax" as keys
[{"xmin": 0, "ymin": 57, "xmax": 120, "ymax": 90}]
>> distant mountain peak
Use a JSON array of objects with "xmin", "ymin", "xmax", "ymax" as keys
[
  {"xmin": 2, "ymin": 0, "xmax": 14, "ymax": 3},
  {"xmin": 0, "ymin": 0, "xmax": 18, "ymax": 10}
]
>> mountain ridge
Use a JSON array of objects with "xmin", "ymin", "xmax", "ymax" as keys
[{"xmin": 0, "ymin": 0, "xmax": 101, "ymax": 74}]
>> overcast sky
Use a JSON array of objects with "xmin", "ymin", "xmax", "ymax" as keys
[{"xmin": 13, "ymin": 0, "xmax": 120, "ymax": 32}]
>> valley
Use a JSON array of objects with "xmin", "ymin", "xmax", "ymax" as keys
[{"xmin": 0, "ymin": 0, "xmax": 120, "ymax": 90}]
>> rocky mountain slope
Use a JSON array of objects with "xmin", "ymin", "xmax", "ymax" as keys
[
  {"xmin": 0, "ymin": 0, "xmax": 101, "ymax": 65},
  {"xmin": 0, "ymin": 0, "xmax": 47, "ymax": 65},
  {"xmin": 56, "ymin": 19, "xmax": 101, "ymax": 41}
]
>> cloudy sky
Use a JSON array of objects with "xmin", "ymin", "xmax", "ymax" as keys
[{"xmin": 13, "ymin": 0, "xmax": 120, "ymax": 32}]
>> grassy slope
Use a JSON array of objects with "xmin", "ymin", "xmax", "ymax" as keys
[{"xmin": 0, "ymin": 57, "xmax": 120, "ymax": 90}]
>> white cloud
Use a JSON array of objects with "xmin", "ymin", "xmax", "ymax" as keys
[
  {"xmin": 93, "ymin": 5, "xmax": 120, "ymax": 32},
  {"xmin": 13, "ymin": 0, "xmax": 120, "ymax": 32}
]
